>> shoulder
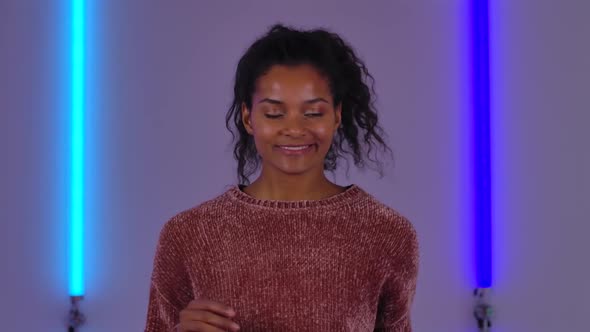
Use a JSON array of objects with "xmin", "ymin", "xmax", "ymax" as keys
[
  {"xmin": 358, "ymin": 189, "xmax": 416, "ymax": 236},
  {"xmin": 158, "ymin": 187, "xmax": 235, "ymax": 240},
  {"xmin": 356, "ymin": 189, "xmax": 419, "ymax": 256}
]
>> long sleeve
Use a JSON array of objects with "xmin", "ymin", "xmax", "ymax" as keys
[
  {"xmin": 145, "ymin": 218, "xmax": 194, "ymax": 332},
  {"xmin": 374, "ymin": 223, "xmax": 420, "ymax": 332}
]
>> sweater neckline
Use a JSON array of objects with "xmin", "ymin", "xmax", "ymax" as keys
[{"xmin": 227, "ymin": 184, "xmax": 362, "ymax": 209}]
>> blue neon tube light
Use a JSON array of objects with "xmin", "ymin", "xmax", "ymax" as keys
[
  {"xmin": 472, "ymin": 0, "xmax": 492, "ymax": 289},
  {"xmin": 70, "ymin": 0, "xmax": 85, "ymax": 297}
]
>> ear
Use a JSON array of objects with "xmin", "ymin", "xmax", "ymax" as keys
[
  {"xmin": 241, "ymin": 103, "xmax": 253, "ymax": 134},
  {"xmin": 334, "ymin": 103, "xmax": 342, "ymax": 130}
]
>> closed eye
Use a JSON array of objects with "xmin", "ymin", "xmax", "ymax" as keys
[
  {"xmin": 264, "ymin": 113, "xmax": 323, "ymax": 119},
  {"xmin": 264, "ymin": 114, "xmax": 282, "ymax": 119}
]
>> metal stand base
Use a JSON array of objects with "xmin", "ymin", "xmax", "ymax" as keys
[
  {"xmin": 68, "ymin": 296, "xmax": 86, "ymax": 332},
  {"xmin": 474, "ymin": 287, "xmax": 493, "ymax": 332}
]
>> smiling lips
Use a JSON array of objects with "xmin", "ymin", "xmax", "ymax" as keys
[
  {"xmin": 278, "ymin": 144, "xmax": 313, "ymax": 150},
  {"xmin": 276, "ymin": 144, "xmax": 315, "ymax": 154}
]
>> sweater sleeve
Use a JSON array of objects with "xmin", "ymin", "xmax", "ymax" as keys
[
  {"xmin": 374, "ymin": 222, "xmax": 420, "ymax": 332},
  {"xmin": 145, "ymin": 217, "xmax": 194, "ymax": 332}
]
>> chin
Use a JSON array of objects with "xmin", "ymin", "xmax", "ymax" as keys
[
  {"xmin": 261, "ymin": 153, "xmax": 326, "ymax": 176},
  {"xmin": 276, "ymin": 166, "xmax": 312, "ymax": 175},
  {"xmin": 274, "ymin": 161, "xmax": 326, "ymax": 176}
]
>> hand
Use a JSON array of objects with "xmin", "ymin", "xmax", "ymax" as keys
[{"xmin": 178, "ymin": 299, "xmax": 240, "ymax": 332}]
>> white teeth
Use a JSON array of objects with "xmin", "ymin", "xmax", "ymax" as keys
[{"xmin": 281, "ymin": 145, "xmax": 311, "ymax": 151}]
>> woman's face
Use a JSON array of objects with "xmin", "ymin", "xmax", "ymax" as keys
[{"xmin": 242, "ymin": 64, "xmax": 341, "ymax": 178}]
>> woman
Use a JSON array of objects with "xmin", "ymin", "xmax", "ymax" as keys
[{"xmin": 145, "ymin": 23, "xmax": 419, "ymax": 332}]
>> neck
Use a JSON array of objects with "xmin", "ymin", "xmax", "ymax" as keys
[{"xmin": 244, "ymin": 168, "xmax": 345, "ymax": 201}]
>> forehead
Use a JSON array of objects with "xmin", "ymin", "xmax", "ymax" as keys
[{"xmin": 253, "ymin": 64, "xmax": 331, "ymax": 99}]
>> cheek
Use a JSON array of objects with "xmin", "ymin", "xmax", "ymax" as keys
[
  {"xmin": 258, "ymin": 125, "xmax": 276, "ymax": 137},
  {"xmin": 255, "ymin": 128, "xmax": 276, "ymax": 150},
  {"xmin": 312, "ymin": 125, "xmax": 335, "ymax": 143},
  {"xmin": 251, "ymin": 120, "xmax": 277, "ymax": 149}
]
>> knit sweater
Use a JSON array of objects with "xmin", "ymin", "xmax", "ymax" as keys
[{"xmin": 145, "ymin": 184, "xmax": 419, "ymax": 332}]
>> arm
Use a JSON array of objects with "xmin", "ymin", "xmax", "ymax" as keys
[
  {"xmin": 374, "ymin": 223, "xmax": 419, "ymax": 332},
  {"xmin": 145, "ymin": 217, "xmax": 193, "ymax": 332}
]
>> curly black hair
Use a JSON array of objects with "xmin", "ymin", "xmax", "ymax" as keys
[{"xmin": 225, "ymin": 23, "xmax": 394, "ymax": 185}]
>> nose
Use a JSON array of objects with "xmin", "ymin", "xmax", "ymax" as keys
[{"xmin": 280, "ymin": 115, "xmax": 308, "ymax": 137}]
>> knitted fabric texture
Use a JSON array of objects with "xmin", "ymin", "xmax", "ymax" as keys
[{"xmin": 145, "ymin": 184, "xmax": 419, "ymax": 332}]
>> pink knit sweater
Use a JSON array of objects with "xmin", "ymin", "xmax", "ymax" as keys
[{"xmin": 145, "ymin": 184, "xmax": 419, "ymax": 332}]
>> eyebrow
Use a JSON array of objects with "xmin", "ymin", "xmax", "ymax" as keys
[{"xmin": 257, "ymin": 97, "xmax": 330, "ymax": 105}]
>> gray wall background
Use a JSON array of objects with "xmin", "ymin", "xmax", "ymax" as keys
[{"xmin": 1, "ymin": 1, "xmax": 588, "ymax": 331}]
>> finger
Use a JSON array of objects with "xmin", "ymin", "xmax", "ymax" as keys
[
  {"xmin": 187, "ymin": 299, "xmax": 236, "ymax": 318},
  {"xmin": 181, "ymin": 309, "xmax": 240, "ymax": 332},
  {"xmin": 181, "ymin": 320, "xmax": 228, "ymax": 332}
]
